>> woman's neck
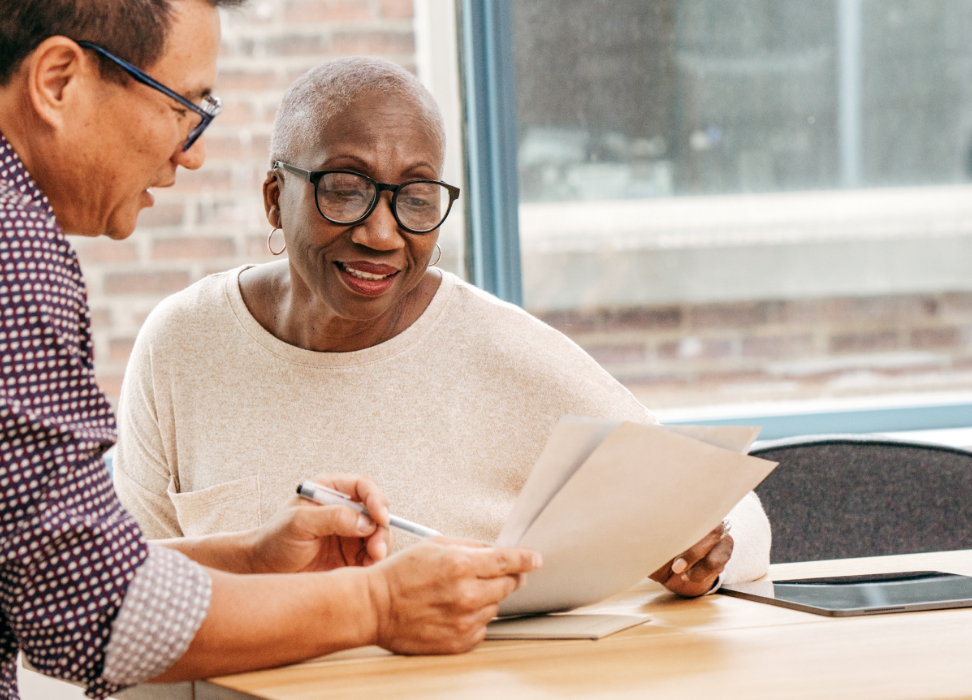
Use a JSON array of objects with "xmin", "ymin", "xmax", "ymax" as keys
[{"xmin": 239, "ymin": 262, "xmax": 441, "ymax": 353}]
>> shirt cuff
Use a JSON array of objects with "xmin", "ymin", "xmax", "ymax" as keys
[{"xmin": 99, "ymin": 543, "xmax": 212, "ymax": 687}]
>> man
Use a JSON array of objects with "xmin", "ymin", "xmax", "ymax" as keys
[{"xmin": 0, "ymin": 1, "xmax": 541, "ymax": 698}]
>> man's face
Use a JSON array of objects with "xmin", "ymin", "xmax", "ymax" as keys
[{"xmin": 67, "ymin": 0, "xmax": 221, "ymax": 239}]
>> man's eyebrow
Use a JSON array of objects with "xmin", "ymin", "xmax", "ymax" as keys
[{"xmin": 183, "ymin": 87, "xmax": 213, "ymax": 104}]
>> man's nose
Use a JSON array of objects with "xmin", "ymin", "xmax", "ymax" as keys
[{"xmin": 173, "ymin": 134, "xmax": 206, "ymax": 171}]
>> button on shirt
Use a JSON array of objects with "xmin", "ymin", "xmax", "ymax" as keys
[{"xmin": 0, "ymin": 133, "xmax": 211, "ymax": 699}]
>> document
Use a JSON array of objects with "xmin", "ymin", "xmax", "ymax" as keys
[
  {"xmin": 485, "ymin": 613, "xmax": 650, "ymax": 640},
  {"xmin": 495, "ymin": 418, "xmax": 776, "ymax": 617}
]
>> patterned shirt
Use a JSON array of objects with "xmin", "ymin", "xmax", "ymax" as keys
[{"xmin": 0, "ymin": 132, "xmax": 210, "ymax": 699}]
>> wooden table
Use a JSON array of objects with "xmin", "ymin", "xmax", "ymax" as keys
[{"xmin": 145, "ymin": 550, "xmax": 972, "ymax": 700}]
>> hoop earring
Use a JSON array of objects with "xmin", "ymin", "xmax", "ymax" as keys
[
  {"xmin": 267, "ymin": 228, "xmax": 286, "ymax": 256},
  {"xmin": 429, "ymin": 244, "xmax": 441, "ymax": 267}
]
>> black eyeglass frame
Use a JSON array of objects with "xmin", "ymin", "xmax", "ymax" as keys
[
  {"xmin": 272, "ymin": 161, "xmax": 461, "ymax": 234},
  {"xmin": 77, "ymin": 41, "xmax": 220, "ymax": 152}
]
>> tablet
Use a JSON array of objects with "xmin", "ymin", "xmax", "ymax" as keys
[{"xmin": 720, "ymin": 571, "xmax": 972, "ymax": 617}]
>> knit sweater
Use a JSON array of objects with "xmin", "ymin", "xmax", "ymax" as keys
[{"xmin": 113, "ymin": 267, "xmax": 771, "ymax": 582}]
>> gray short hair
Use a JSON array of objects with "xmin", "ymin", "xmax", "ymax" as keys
[{"xmin": 269, "ymin": 56, "xmax": 446, "ymax": 168}]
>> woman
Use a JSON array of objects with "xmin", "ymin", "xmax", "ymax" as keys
[{"xmin": 113, "ymin": 56, "xmax": 770, "ymax": 597}]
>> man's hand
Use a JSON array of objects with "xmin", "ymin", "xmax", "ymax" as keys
[
  {"xmin": 247, "ymin": 473, "xmax": 393, "ymax": 574},
  {"xmin": 365, "ymin": 538, "xmax": 542, "ymax": 654},
  {"xmin": 650, "ymin": 521, "xmax": 733, "ymax": 597}
]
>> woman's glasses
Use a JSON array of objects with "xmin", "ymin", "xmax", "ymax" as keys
[
  {"xmin": 273, "ymin": 162, "xmax": 461, "ymax": 234},
  {"xmin": 77, "ymin": 41, "xmax": 221, "ymax": 152}
]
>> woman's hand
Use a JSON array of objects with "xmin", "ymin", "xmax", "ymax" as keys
[
  {"xmin": 650, "ymin": 521, "xmax": 733, "ymax": 597},
  {"xmin": 247, "ymin": 473, "xmax": 393, "ymax": 574}
]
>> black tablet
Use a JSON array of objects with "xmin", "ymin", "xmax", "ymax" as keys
[{"xmin": 719, "ymin": 571, "xmax": 972, "ymax": 617}]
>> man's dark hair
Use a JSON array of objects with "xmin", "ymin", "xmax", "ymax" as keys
[{"xmin": 0, "ymin": 0, "xmax": 244, "ymax": 86}]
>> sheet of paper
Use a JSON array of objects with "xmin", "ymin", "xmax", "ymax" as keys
[
  {"xmin": 497, "ymin": 421, "xmax": 777, "ymax": 617},
  {"xmin": 658, "ymin": 424, "xmax": 761, "ymax": 455},
  {"xmin": 485, "ymin": 613, "xmax": 650, "ymax": 640},
  {"xmin": 497, "ymin": 417, "xmax": 619, "ymax": 547}
]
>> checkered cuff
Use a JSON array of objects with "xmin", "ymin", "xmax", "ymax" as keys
[{"xmin": 101, "ymin": 544, "xmax": 212, "ymax": 686}]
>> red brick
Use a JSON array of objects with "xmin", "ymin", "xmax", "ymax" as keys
[
  {"xmin": 829, "ymin": 331, "xmax": 899, "ymax": 354},
  {"xmin": 742, "ymin": 334, "xmax": 815, "ymax": 358},
  {"xmin": 204, "ymin": 135, "xmax": 272, "ymax": 160},
  {"xmin": 215, "ymin": 71, "xmax": 278, "ymax": 92},
  {"xmin": 910, "ymin": 327, "xmax": 961, "ymax": 349},
  {"xmin": 539, "ymin": 306, "xmax": 682, "ymax": 335},
  {"xmin": 73, "ymin": 238, "xmax": 138, "ymax": 263},
  {"xmin": 332, "ymin": 31, "xmax": 415, "ymax": 55},
  {"xmin": 689, "ymin": 302, "xmax": 769, "ymax": 329},
  {"xmin": 380, "ymin": 0, "xmax": 413, "ymax": 19},
  {"xmin": 247, "ymin": 234, "xmax": 282, "ymax": 259},
  {"xmin": 698, "ymin": 369, "xmax": 772, "ymax": 385},
  {"xmin": 657, "ymin": 337, "xmax": 733, "ymax": 360},
  {"xmin": 941, "ymin": 292, "xmax": 972, "ymax": 315},
  {"xmin": 95, "ymin": 372, "xmax": 125, "ymax": 401},
  {"xmin": 621, "ymin": 374, "xmax": 691, "ymax": 388},
  {"xmin": 831, "ymin": 296, "xmax": 938, "ymax": 322},
  {"xmin": 168, "ymin": 168, "xmax": 233, "ymax": 193},
  {"xmin": 109, "ymin": 337, "xmax": 136, "ymax": 362},
  {"xmin": 263, "ymin": 35, "xmax": 331, "ymax": 56},
  {"xmin": 284, "ymin": 0, "xmax": 372, "ymax": 22},
  {"xmin": 89, "ymin": 308, "xmax": 111, "ymax": 328},
  {"xmin": 153, "ymin": 238, "xmax": 237, "ymax": 259},
  {"xmin": 104, "ymin": 271, "xmax": 191, "ymax": 295},
  {"xmin": 584, "ymin": 344, "xmax": 646, "ymax": 365},
  {"xmin": 214, "ymin": 100, "xmax": 256, "ymax": 126},
  {"xmin": 136, "ymin": 203, "xmax": 184, "ymax": 227}
]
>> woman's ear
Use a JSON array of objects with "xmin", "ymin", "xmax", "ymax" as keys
[{"xmin": 263, "ymin": 170, "xmax": 282, "ymax": 228}]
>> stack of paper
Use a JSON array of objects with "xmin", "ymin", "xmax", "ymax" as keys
[{"xmin": 495, "ymin": 418, "xmax": 777, "ymax": 617}]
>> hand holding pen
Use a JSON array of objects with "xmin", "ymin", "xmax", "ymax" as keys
[
  {"xmin": 297, "ymin": 481, "xmax": 442, "ymax": 539},
  {"xmin": 246, "ymin": 473, "xmax": 395, "ymax": 574}
]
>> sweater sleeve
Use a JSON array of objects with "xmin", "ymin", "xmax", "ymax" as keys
[
  {"xmin": 112, "ymin": 318, "xmax": 183, "ymax": 540},
  {"xmin": 720, "ymin": 492, "xmax": 772, "ymax": 583}
]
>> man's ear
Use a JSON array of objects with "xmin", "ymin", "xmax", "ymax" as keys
[
  {"xmin": 263, "ymin": 170, "xmax": 283, "ymax": 228},
  {"xmin": 26, "ymin": 37, "xmax": 91, "ymax": 130}
]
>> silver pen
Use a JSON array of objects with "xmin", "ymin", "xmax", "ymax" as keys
[{"xmin": 296, "ymin": 481, "xmax": 442, "ymax": 539}]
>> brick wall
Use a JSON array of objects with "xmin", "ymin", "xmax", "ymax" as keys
[
  {"xmin": 75, "ymin": 0, "xmax": 418, "ymax": 401},
  {"xmin": 539, "ymin": 293, "xmax": 972, "ymax": 409}
]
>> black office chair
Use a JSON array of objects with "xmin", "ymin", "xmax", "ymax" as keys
[{"xmin": 749, "ymin": 435, "xmax": 972, "ymax": 563}]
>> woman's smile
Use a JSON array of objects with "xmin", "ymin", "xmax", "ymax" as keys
[{"xmin": 336, "ymin": 260, "xmax": 401, "ymax": 296}]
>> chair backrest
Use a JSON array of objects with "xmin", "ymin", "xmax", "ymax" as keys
[{"xmin": 749, "ymin": 435, "xmax": 972, "ymax": 563}]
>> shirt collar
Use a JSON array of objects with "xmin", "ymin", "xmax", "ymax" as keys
[{"xmin": 0, "ymin": 130, "xmax": 57, "ymax": 223}]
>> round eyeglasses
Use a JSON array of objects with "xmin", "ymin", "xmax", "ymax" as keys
[{"xmin": 273, "ymin": 162, "xmax": 460, "ymax": 234}]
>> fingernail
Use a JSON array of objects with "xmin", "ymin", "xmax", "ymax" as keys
[
  {"xmin": 671, "ymin": 558, "xmax": 688, "ymax": 574},
  {"xmin": 375, "ymin": 539, "xmax": 387, "ymax": 560},
  {"xmin": 532, "ymin": 553, "xmax": 543, "ymax": 568},
  {"xmin": 356, "ymin": 514, "xmax": 375, "ymax": 534}
]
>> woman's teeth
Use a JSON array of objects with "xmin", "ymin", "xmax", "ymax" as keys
[{"xmin": 342, "ymin": 265, "xmax": 391, "ymax": 281}]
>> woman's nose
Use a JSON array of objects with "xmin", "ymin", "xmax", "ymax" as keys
[{"xmin": 350, "ymin": 193, "xmax": 405, "ymax": 251}]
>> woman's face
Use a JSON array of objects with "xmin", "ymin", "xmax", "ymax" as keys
[{"xmin": 267, "ymin": 91, "xmax": 444, "ymax": 323}]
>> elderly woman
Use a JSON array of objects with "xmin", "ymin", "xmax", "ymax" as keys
[{"xmin": 113, "ymin": 56, "xmax": 770, "ymax": 597}]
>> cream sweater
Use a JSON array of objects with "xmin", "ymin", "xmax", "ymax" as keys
[{"xmin": 113, "ymin": 267, "xmax": 771, "ymax": 582}]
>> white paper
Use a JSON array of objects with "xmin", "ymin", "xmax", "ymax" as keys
[{"xmin": 497, "ymin": 420, "xmax": 777, "ymax": 617}]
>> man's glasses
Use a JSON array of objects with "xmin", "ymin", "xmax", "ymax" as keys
[
  {"xmin": 273, "ymin": 162, "xmax": 461, "ymax": 234},
  {"xmin": 77, "ymin": 41, "xmax": 220, "ymax": 152}
]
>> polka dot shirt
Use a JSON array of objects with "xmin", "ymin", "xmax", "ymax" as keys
[{"xmin": 0, "ymin": 133, "xmax": 209, "ymax": 699}]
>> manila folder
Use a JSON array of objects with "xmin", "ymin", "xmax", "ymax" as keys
[{"xmin": 496, "ymin": 420, "xmax": 777, "ymax": 617}]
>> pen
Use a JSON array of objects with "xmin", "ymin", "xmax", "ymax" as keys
[{"xmin": 296, "ymin": 481, "xmax": 443, "ymax": 539}]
